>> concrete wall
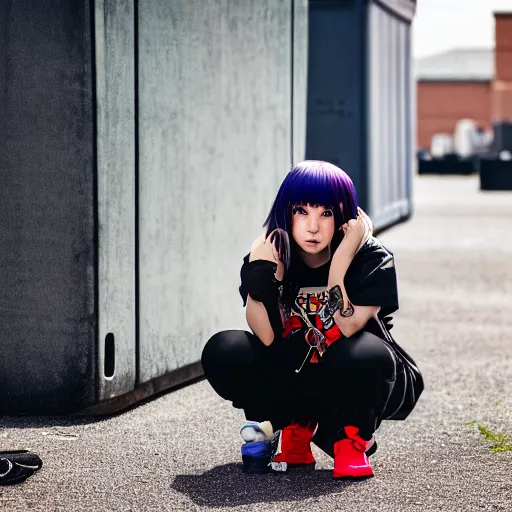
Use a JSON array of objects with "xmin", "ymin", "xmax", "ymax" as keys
[
  {"xmin": 293, "ymin": 0, "xmax": 309, "ymax": 165},
  {"xmin": 0, "ymin": 0, "xmax": 307, "ymax": 411},
  {"xmin": 137, "ymin": 0, "xmax": 307, "ymax": 382},
  {"xmin": 0, "ymin": 0, "xmax": 97, "ymax": 412}
]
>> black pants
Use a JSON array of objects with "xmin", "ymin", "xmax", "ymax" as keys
[{"xmin": 201, "ymin": 329, "xmax": 397, "ymax": 451}]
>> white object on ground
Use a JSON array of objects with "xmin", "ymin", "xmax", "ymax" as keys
[
  {"xmin": 454, "ymin": 119, "xmax": 477, "ymax": 158},
  {"xmin": 430, "ymin": 133, "xmax": 454, "ymax": 158}
]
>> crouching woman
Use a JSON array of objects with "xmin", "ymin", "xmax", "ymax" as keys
[{"xmin": 201, "ymin": 160, "xmax": 423, "ymax": 479}]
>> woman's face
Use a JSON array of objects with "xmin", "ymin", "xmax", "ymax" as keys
[{"xmin": 291, "ymin": 204, "xmax": 336, "ymax": 256}]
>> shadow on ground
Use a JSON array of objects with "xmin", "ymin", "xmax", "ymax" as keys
[{"xmin": 172, "ymin": 463, "xmax": 369, "ymax": 508}]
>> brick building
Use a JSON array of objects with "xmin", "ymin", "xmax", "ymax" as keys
[{"xmin": 416, "ymin": 11, "xmax": 512, "ymax": 150}]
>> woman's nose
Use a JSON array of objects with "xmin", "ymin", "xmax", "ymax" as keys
[{"xmin": 307, "ymin": 217, "xmax": 319, "ymax": 233}]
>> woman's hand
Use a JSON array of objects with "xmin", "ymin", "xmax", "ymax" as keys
[
  {"xmin": 340, "ymin": 207, "xmax": 373, "ymax": 253},
  {"xmin": 330, "ymin": 208, "xmax": 373, "ymax": 280},
  {"xmin": 357, "ymin": 207, "xmax": 373, "ymax": 238},
  {"xmin": 249, "ymin": 229, "xmax": 285, "ymax": 281}
]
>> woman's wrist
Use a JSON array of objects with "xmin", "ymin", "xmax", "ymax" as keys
[
  {"xmin": 328, "ymin": 245, "xmax": 353, "ymax": 304},
  {"xmin": 330, "ymin": 244, "xmax": 353, "ymax": 277},
  {"xmin": 337, "ymin": 237, "xmax": 359, "ymax": 258},
  {"xmin": 327, "ymin": 261, "xmax": 346, "ymax": 290}
]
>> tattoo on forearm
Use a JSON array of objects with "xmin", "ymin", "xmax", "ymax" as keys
[
  {"xmin": 340, "ymin": 299, "xmax": 355, "ymax": 317},
  {"xmin": 327, "ymin": 285, "xmax": 355, "ymax": 318}
]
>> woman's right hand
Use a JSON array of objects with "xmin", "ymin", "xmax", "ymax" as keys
[{"xmin": 249, "ymin": 229, "xmax": 285, "ymax": 281}]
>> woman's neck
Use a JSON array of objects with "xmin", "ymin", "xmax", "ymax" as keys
[{"xmin": 298, "ymin": 246, "xmax": 331, "ymax": 268}]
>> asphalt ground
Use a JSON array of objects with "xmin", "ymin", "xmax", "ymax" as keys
[{"xmin": 1, "ymin": 175, "xmax": 511, "ymax": 511}]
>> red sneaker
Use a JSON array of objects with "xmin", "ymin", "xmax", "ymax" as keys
[
  {"xmin": 271, "ymin": 422, "xmax": 317, "ymax": 471},
  {"xmin": 333, "ymin": 426, "xmax": 374, "ymax": 479}
]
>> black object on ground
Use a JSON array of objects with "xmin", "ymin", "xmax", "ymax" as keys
[
  {"xmin": 480, "ymin": 157, "xmax": 512, "ymax": 191},
  {"xmin": 0, "ymin": 450, "xmax": 43, "ymax": 486},
  {"xmin": 418, "ymin": 155, "xmax": 478, "ymax": 175}
]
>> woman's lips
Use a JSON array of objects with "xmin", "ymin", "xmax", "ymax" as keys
[{"xmin": 305, "ymin": 239, "xmax": 319, "ymax": 244}]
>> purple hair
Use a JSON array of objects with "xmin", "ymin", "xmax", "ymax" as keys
[{"xmin": 263, "ymin": 160, "xmax": 358, "ymax": 270}]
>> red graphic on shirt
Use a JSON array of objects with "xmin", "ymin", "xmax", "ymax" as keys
[{"xmin": 281, "ymin": 288, "xmax": 342, "ymax": 364}]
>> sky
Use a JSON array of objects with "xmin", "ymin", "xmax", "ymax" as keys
[{"xmin": 412, "ymin": 0, "xmax": 512, "ymax": 59}]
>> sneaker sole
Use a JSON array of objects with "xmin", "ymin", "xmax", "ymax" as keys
[
  {"xmin": 270, "ymin": 461, "xmax": 316, "ymax": 473},
  {"xmin": 267, "ymin": 445, "xmax": 377, "ymax": 474},
  {"xmin": 332, "ymin": 472, "xmax": 374, "ymax": 480},
  {"xmin": 333, "ymin": 464, "xmax": 375, "ymax": 479}
]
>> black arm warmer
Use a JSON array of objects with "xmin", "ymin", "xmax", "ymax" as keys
[{"xmin": 239, "ymin": 256, "xmax": 284, "ymax": 340}]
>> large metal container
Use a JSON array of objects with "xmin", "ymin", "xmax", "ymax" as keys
[
  {"xmin": 0, "ymin": 0, "xmax": 308, "ymax": 414},
  {"xmin": 306, "ymin": 0, "xmax": 416, "ymax": 230}
]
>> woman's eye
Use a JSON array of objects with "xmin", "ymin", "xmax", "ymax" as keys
[
  {"xmin": 322, "ymin": 210, "xmax": 333, "ymax": 217},
  {"xmin": 293, "ymin": 206, "xmax": 307, "ymax": 215}
]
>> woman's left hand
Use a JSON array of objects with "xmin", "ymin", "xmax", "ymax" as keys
[
  {"xmin": 356, "ymin": 207, "xmax": 373, "ymax": 245},
  {"xmin": 340, "ymin": 208, "xmax": 372, "ymax": 250}
]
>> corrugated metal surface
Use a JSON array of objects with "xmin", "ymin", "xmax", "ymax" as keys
[
  {"xmin": 306, "ymin": 0, "xmax": 414, "ymax": 229},
  {"xmin": 374, "ymin": 0, "xmax": 416, "ymax": 22},
  {"xmin": 368, "ymin": 1, "xmax": 413, "ymax": 229}
]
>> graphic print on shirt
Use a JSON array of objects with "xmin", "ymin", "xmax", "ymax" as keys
[{"xmin": 281, "ymin": 286, "xmax": 342, "ymax": 363}]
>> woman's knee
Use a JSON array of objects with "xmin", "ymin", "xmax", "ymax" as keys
[
  {"xmin": 325, "ymin": 330, "xmax": 396, "ymax": 379},
  {"xmin": 201, "ymin": 329, "xmax": 269, "ymax": 403},
  {"xmin": 201, "ymin": 329, "xmax": 255, "ymax": 377}
]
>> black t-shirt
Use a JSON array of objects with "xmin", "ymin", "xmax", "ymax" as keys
[
  {"xmin": 239, "ymin": 236, "xmax": 399, "ymax": 370},
  {"xmin": 288, "ymin": 254, "xmax": 331, "ymax": 288}
]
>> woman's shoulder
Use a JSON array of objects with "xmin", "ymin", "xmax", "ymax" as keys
[
  {"xmin": 357, "ymin": 236, "xmax": 394, "ymax": 263},
  {"xmin": 346, "ymin": 235, "xmax": 399, "ymax": 312},
  {"xmin": 346, "ymin": 236, "xmax": 395, "ymax": 285}
]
